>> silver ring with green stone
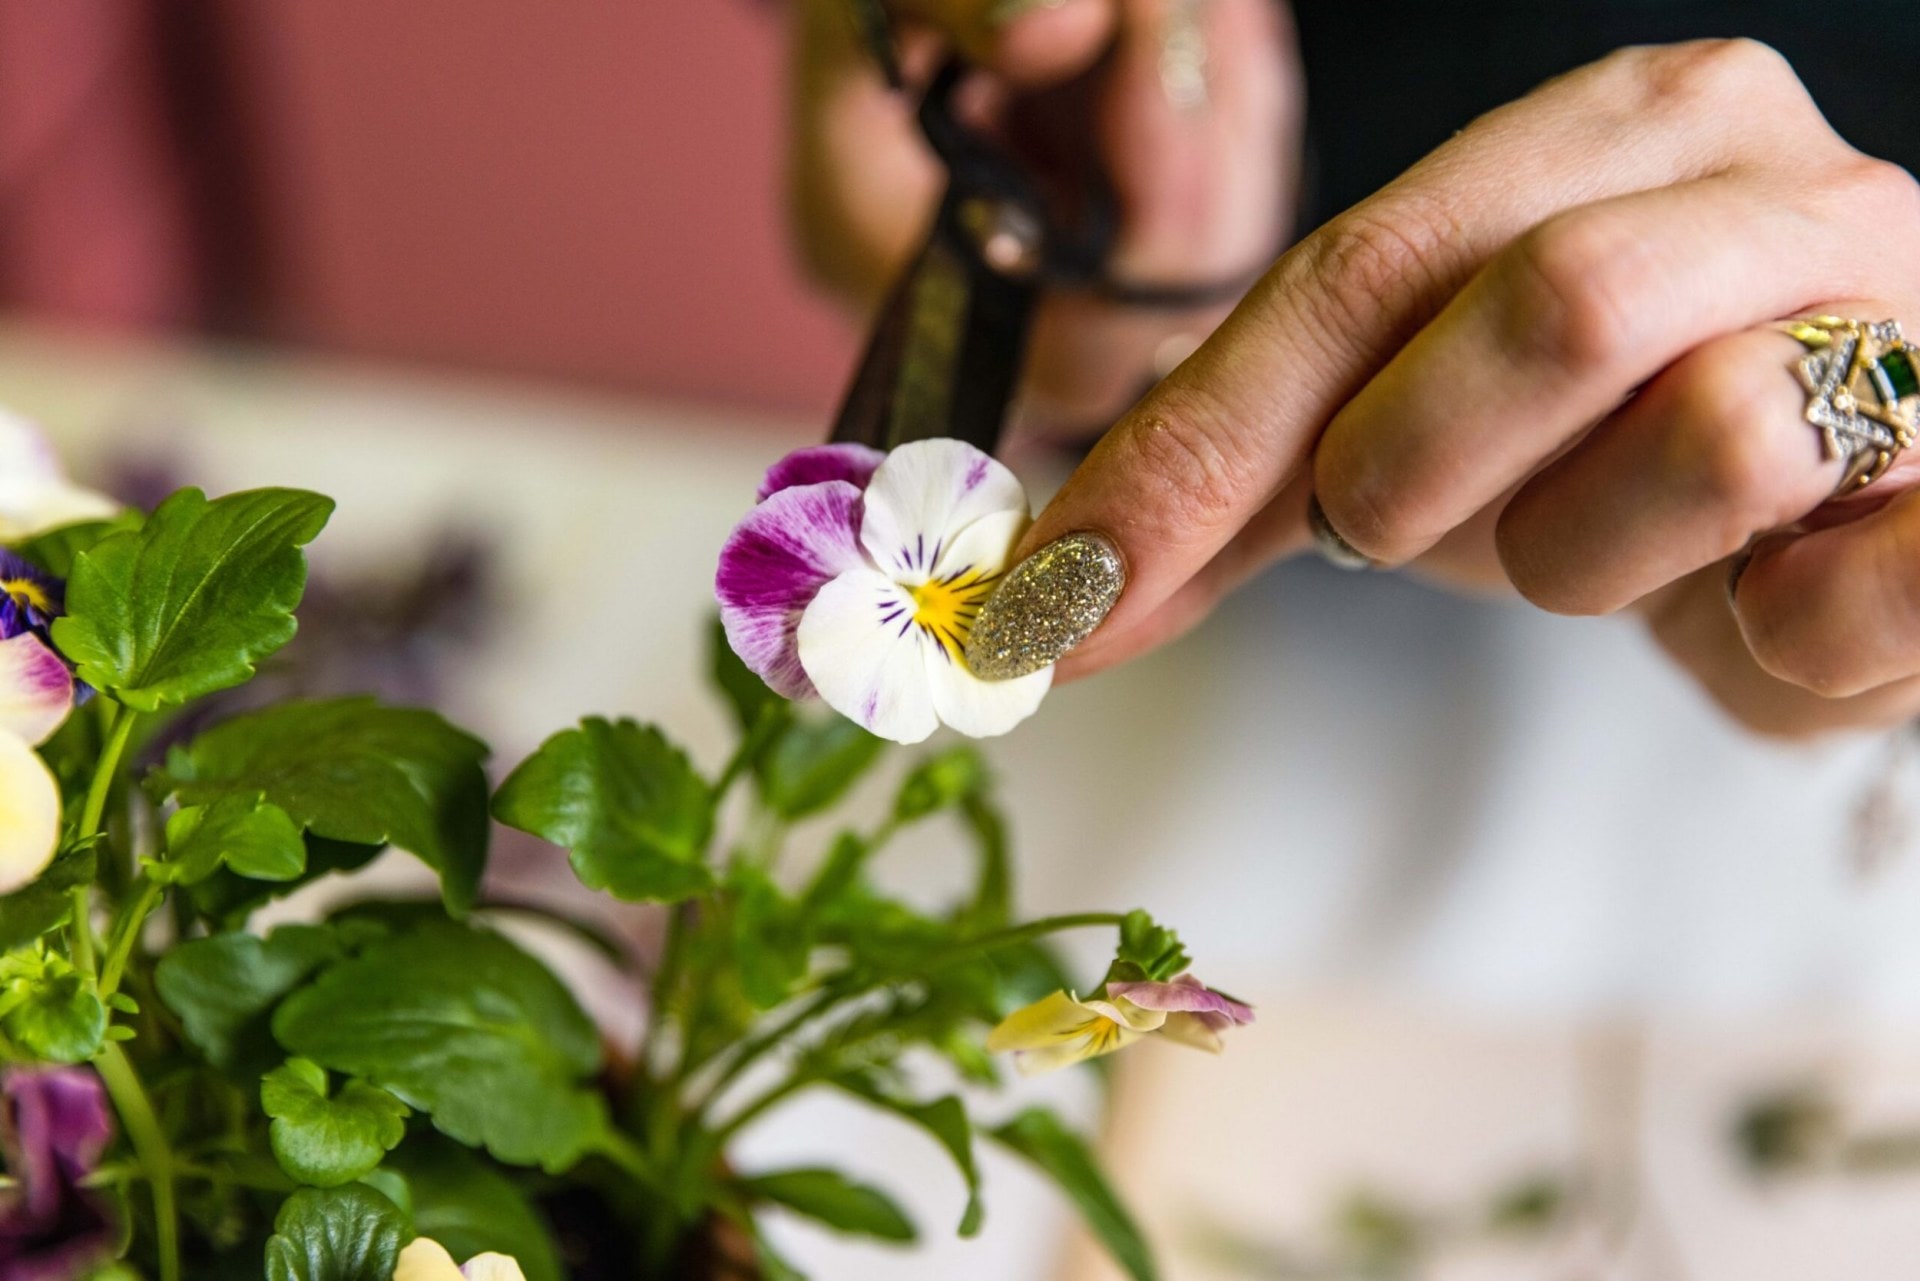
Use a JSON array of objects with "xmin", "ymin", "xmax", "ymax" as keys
[{"xmin": 1779, "ymin": 315, "xmax": 1920, "ymax": 493}]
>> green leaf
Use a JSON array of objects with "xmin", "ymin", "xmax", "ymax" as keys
[
  {"xmin": 272, "ymin": 920, "xmax": 608, "ymax": 1171},
  {"xmin": 263, "ymin": 1184, "xmax": 409, "ymax": 1281},
  {"xmin": 53, "ymin": 487, "xmax": 334, "ymax": 711},
  {"xmin": 158, "ymin": 793, "xmax": 306, "ymax": 885},
  {"xmin": 385, "ymin": 1138, "xmax": 565, "ymax": 1281},
  {"xmin": 492, "ymin": 717, "xmax": 713, "ymax": 904},
  {"xmin": 12, "ymin": 511, "xmax": 142, "ymax": 579},
  {"xmin": 161, "ymin": 698, "xmax": 491, "ymax": 912},
  {"xmin": 835, "ymin": 1075, "xmax": 983, "ymax": 1236},
  {"xmin": 1113, "ymin": 910, "xmax": 1189, "ymax": 983},
  {"xmin": 990, "ymin": 1108, "xmax": 1155, "ymax": 1281},
  {"xmin": 156, "ymin": 924, "xmax": 351, "ymax": 1074},
  {"xmin": 188, "ymin": 837, "xmax": 384, "ymax": 928},
  {"xmin": 756, "ymin": 716, "xmax": 885, "ymax": 821},
  {"xmin": 0, "ymin": 954, "xmax": 104, "ymax": 1064},
  {"xmin": 743, "ymin": 1168, "xmax": 916, "ymax": 1243},
  {"xmin": 893, "ymin": 746, "xmax": 988, "ymax": 824},
  {"xmin": 262, "ymin": 1058, "xmax": 410, "ymax": 1187},
  {"xmin": 709, "ymin": 614, "xmax": 788, "ymax": 731},
  {"xmin": 731, "ymin": 866, "xmax": 810, "ymax": 1009},
  {"xmin": 0, "ymin": 846, "xmax": 95, "ymax": 952}
]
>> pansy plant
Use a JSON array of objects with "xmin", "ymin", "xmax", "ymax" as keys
[
  {"xmin": 716, "ymin": 439, "xmax": 1053, "ymax": 744},
  {"xmin": 0, "ymin": 414, "xmax": 1247, "ymax": 1281}
]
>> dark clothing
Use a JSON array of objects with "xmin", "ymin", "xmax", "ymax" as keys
[{"xmin": 1293, "ymin": 1, "xmax": 1919, "ymax": 225}]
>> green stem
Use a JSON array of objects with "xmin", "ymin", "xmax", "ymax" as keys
[
  {"xmin": 927, "ymin": 912, "xmax": 1128, "ymax": 967},
  {"xmin": 715, "ymin": 706, "xmax": 782, "ymax": 799},
  {"xmin": 95, "ymin": 1041, "xmax": 179, "ymax": 1281},
  {"xmin": 710, "ymin": 1071, "xmax": 818, "ymax": 1150},
  {"xmin": 690, "ymin": 912, "xmax": 1130, "ymax": 1122},
  {"xmin": 99, "ymin": 877, "xmax": 163, "ymax": 998},
  {"xmin": 66, "ymin": 702, "xmax": 136, "ymax": 977}
]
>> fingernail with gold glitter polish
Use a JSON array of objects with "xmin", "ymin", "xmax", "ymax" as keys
[{"xmin": 965, "ymin": 532, "xmax": 1125, "ymax": 680}]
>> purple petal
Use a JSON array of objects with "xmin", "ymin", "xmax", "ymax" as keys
[
  {"xmin": 1107, "ymin": 974, "xmax": 1254, "ymax": 1025},
  {"xmin": 0, "ymin": 636, "xmax": 74, "ymax": 747},
  {"xmin": 716, "ymin": 480, "xmax": 869, "ymax": 699},
  {"xmin": 756, "ymin": 444, "xmax": 885, "ymax": 502},
  {"xmin": 0, "ymin": 1068, "xmax": 116, "ymax": 1281}
]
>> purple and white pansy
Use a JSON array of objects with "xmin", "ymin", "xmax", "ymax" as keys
[
  {"xmin": 716, "ymin": 439, "xmax": 1053, "ymax": 745},
  {"xmin": 0, "ymin": 554, "xmax": 75, "ymax": 895}
]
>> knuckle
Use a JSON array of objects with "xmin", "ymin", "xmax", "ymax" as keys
[
  {"xmin": 1109, "ymin": 389, "xmax": 1250, "ymax": 537},
  {"xmin": 1298, "ymin": 199, "xmax": 1458, "ymax": 340},
  {"xmin": 1504, "ymin": 215, "xmax": 1648, "ymax": 371},
  {"xmin": 1633, "ymin": 38, "xmax": 1798, "ymax": 110},
  {"xmin": 1843, "ymin": 155, "xmax": 1920, "ymax": 226}
]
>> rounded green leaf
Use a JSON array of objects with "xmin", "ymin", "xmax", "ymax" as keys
[
  {"xmin": 160, "ymin": 698, "xmax": 491, "ymax": 912},
  {"xmin": 262, "ymin": 1058, "xmax": 411, "ymax": 1187},
  {"xmin": 53, "ymin": 487, "xmax": 334, "ymax": 711},
  {"xmin": 493, "ymin": 717, "xmax": 714, "ymax": 903},
  {"xmin": 159, "ymin": 793, "xmax": 306, "ymax": 885},
  {"xmin": 263, "ymin": 1184, "xmax": 409, "ymax": 1281},
  {"xmin": 272, "ymin": 920, "xmax": 607, "ymax": 1171}
]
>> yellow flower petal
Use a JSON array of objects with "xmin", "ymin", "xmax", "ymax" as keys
[
  {"xmin": 0, "ymin": 729, "xmax": 60, "ymax": 895},
  {"xmin": 395, "ymin": 1239, "xmax": 466, "ymax": 1281},
  {"xmin": 458, "ymin": 1253, "xmax": 530, "ymax": 1281},
  {"xmin": 987, "ymin": 990, "xmax": 1168, "ymax": 1076}
]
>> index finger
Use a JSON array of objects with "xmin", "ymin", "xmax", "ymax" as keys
[{"xmin": 963, "ymin": 39, "xmax": 1819, "ymax": 680}]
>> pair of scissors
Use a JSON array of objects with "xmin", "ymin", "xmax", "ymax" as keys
[{"xmin": 830, "ymin": 28, "xmax": 1258, "ymax": 456}]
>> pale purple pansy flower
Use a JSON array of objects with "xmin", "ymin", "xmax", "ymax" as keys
[
  {"xmin": 0, "ymin": 1067, "xmax": 117, "ymax": 1281},
  {"xmin": 0, "ymin": 413, "xmax": 118, "ymax": 544},
  {"xmin": 987, "ymin": 974, "xmax": 1254, "ymax": 1075},
  {"xmin": 396, "ymin": 1238, "xmax": 529, "ymax": 1281},
  {"xmin": 1105, "ymin": 973, "xmax": 1255, "ymax": 1054},
  {"xmin": 716, "ymin": 439, "xmax": 1053, "ymax": 744}
]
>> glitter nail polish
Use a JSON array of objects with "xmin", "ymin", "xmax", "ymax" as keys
[{"xmin": 965, "ymin": 532, "xmax": 1125, "ymax": 681}]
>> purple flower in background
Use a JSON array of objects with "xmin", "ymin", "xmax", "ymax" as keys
[
  {"xmin": 715, "ymin": 440, "xmax": 1053, "ymax": 744},
  {"xmin": 0, "ymin": 1068, "xmax": 116, "ymax": 1281}
]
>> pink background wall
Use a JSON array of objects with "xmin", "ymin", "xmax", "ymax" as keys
[{"xmin": 1, "ymin": 0, "xmax": 859, "ymax": 416}]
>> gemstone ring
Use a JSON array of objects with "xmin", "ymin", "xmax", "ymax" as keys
[{"xmin": 1778, "ymin": 315, "xmax": 1920, "ymax": 493}]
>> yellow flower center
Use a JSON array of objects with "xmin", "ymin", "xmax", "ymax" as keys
[
  {"xmin": 908, "ymin": 570, "xmax": 998, "ymax": 663},
  {"xmin": 1, "ymin": 578, "xmax": 52, "ymax": 614}
]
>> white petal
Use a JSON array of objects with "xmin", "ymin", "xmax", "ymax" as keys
[
  {"xmin": 460, "ymin": 1254, "xmax": 530, "ymax": 1281},
  {"xmin": 0, "ymin": 483, "xmax": 121, "ymax": 543},
  {"xmin": 924, "ymin": 644, "xmax": 1051, "ymax": 739},
  {"xmin": 858, "ymin": 440, "xmax": 1028, "ymax": 584},
  {"xmin": 0, "ymin": 410, "xmax": 118, "ymax": 541},
  {"xmin": 797, "ymin": 569, "xmax": 940, "ymax": 744},
  {"xmin": 394, "ymin": 1239, "xmax": 467, "ymax": 1281},
  {"xmin": 0, "ymin": 635, "xmax": 74, "ymax": 746},
  {"xmin": 0, "ymin": 729, "xmax": 60, "ymax": 895},
  {"xmin": 929, "ymin": 508, "xmax": 1028, "ymax": 583}
]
